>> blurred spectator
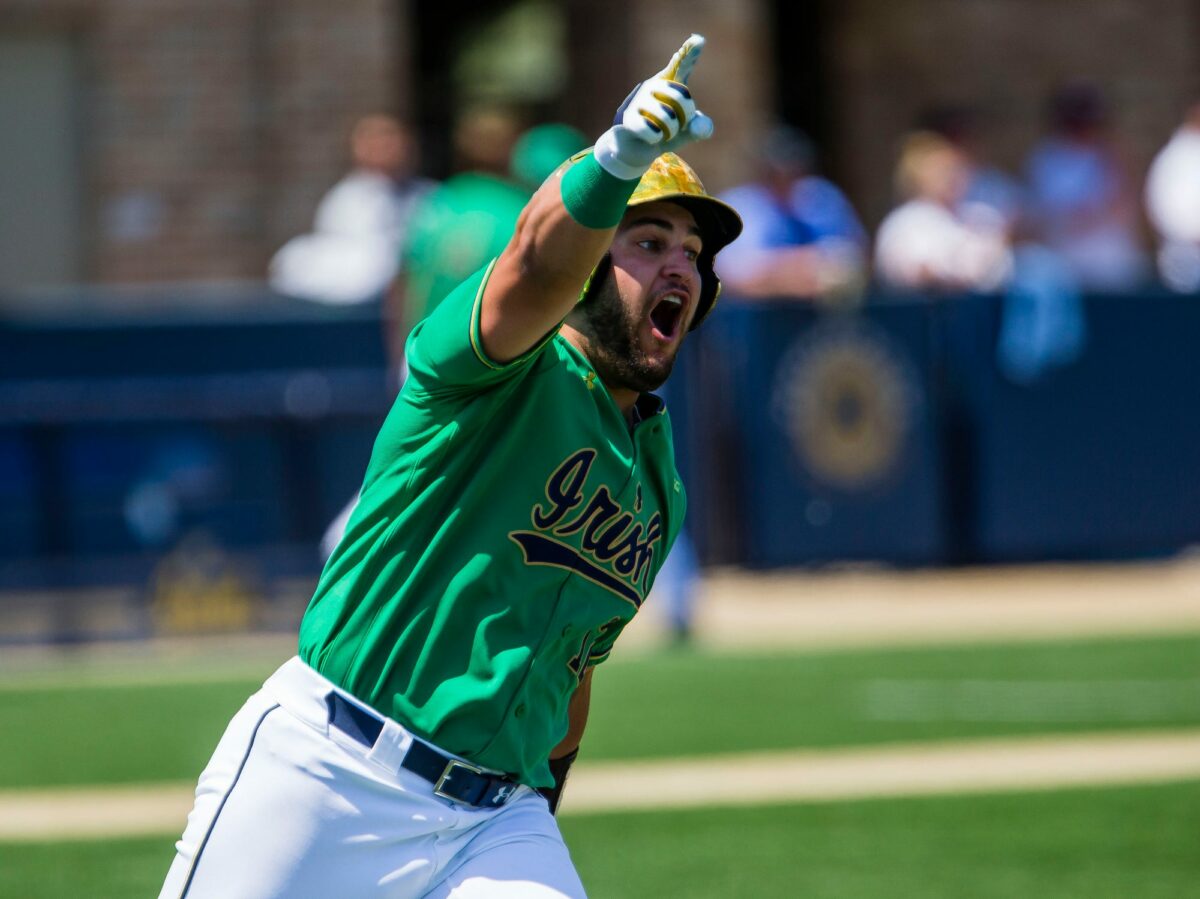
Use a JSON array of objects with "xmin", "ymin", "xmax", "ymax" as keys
[
  {"xmin": 875, "ymin": 131, "xmax": 1012, "ymax": 292},
  {"xmin": 269, "ymin": 114, "xmax": 435, "ymax": 304},
  {"xmin": 650, "ymin": 515, "xmax": 700, "ymax": 645},
  {"xmin": 1145, "ymin": 101, "xmax": 1200, "ymax": 292},
  {"xmin": 715, "ymin": 124, "xmax": 867, "ymax": 303},
  {"xmin": 918, "ymin": 104, "xmax": 1027, "ymax": 236},
  {"xmin": 676, "ymin": 122, "xmax": 863, "ymax": 644},
  {"xmin": 394, "ymin": 108, "xmax": 528, "ymax": 336},
  {"xmin": 1024, "ymin": 82, "xmax": 1148, "ymax": 291},
  {"xmin": 877, "ymin": 131, "xmax": 1085, "ymax": 380},
  {"xmin": 388, "ymin": 114, "xmax": 586, "ymax": 365}
]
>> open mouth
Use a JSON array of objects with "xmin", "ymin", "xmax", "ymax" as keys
[{"xmin": 648, "ymin": 291, "xmax": 687, "ymax": 342}]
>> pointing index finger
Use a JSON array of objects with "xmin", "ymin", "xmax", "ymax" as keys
[{"xmin": 662, "ymin": 33, "xmax": 705, "ymax": 85}]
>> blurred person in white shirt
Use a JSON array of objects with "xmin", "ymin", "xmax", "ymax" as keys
[
  {"xmin": 270, "ymin": 114, "xmax": 435, "ymax": 305},
  {"xmin": 875, "ymin": 131, "xmax": 1012, "ymax": 293},
  {"xmin": 877, "ymin": 130, "xmax": 1085, "ymax": 383},
  {"xmin": 1145, "ymin": 102, "xmax": 1200, "ymax": 292},
  {"xmin": 917, "ymin": 104, "xmax": 1028, "ymax": 238}
]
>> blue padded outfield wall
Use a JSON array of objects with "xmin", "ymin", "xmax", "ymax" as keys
[
  {"xmin": 653, "ymin": 287, "xmax": 1200, "ymax": 568},
  {"xmin": 670, "ymin": 300, "xmax": 948, "ymax": 567},
  {"xmin": 939, "ymin": 292, "xmax": 1200, "ymax": 561},
  {"xmin": 0, "ymin": 296, "xmax": 393, "ymax": 594},
  {"xmin": 2, "ymin": 287, "xmax": 1200, "ymax": 597}
]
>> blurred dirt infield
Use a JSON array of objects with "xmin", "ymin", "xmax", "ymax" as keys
[
  {"xmin": 5, "ymin": 558, "xmax": 1200, "ymax": 673},
  {"xmin": 631, "ymin": 557, "xmax": 1200, "ymax": 650}
]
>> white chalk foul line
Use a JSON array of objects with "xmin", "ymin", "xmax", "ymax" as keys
[{"xmin": 2, "ymin": 730, "xmax": 1199, "ymax": 841}]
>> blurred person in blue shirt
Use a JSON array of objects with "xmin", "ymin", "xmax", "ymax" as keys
[
  {"xmin": 654, "ymin": 124, "xmax": 867, "ymax": 647},
  {"xmin": 270, "ymin": 114, "xmax": 435, "ymax": 305},
  {"xmin": 1024, "ymin": 81, "xmax": 1148, "ymax": 292},
  {"xmin": 716, "ymin": 123, "xmax": 867, "ymax": 302},
  {"xmin": 657, "ymin": 123, "xmax": 864, "ymax": 648}
]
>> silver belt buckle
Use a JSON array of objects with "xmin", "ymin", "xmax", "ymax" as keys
[{"xmin": 434, "ymin": 758, "xmax": 485, "ymax": 801}]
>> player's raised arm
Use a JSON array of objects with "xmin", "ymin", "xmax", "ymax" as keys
[{"xmin": 479, "ymin": 35, "xmax": 716, "ymax": 363}]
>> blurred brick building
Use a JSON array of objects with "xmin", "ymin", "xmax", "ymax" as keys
[
  {"xmin": 0, "ymin": 0, "xmax": 403, "ymax": 288},
  {"xmin": 0, "ymin": 0, "xmax": 1198, "ymax": 291}
]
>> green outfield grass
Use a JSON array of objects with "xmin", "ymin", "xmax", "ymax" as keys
[
  {"xmin": 0, "ymin": 835, "xmax": 171, "ymax": 899},
  {"xmin": 583, "ymin": 632, "xmax": 1200, "ymax": 761},
  {"xmin": 2, "ymin": 781, "xmax": 1197, "ymax": 899},
  {"xmin": 1, "ymin": 633, "xmax": 1197, "ymax": 789},
  {"xmin": 564, "ymin": 780, "xmax": 1200, "ymax": 899}
]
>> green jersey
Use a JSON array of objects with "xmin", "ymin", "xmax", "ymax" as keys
[
  {"xmin": 401, "ymin": 172, "xmax": 531, "ymax": 327},
  {"xmin": 299, "ymin": 261, "xmax": 685, "ymax": 787}
]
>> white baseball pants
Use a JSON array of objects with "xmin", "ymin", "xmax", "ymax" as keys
[{"xmin": 158, "ymin": 657, "xmax": 587, "ymax": 898}]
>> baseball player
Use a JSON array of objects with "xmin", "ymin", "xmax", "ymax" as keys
[{"xmin": 160, "ymin": 33, "xmax": 741, "ymax": 899}]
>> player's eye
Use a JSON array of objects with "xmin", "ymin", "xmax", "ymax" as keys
[{"xmin": 637, "ymin": 238, "xmax": 662, "ymax": 252}]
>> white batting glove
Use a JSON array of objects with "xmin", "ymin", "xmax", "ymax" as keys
[{"xmin": 593, "ymin": 34, "xmax": 715, "ymax": 180}]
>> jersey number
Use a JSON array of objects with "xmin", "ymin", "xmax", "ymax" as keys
[{"xmin": 567, "ymin": 617, "xmax": 623, "ymax": 682}]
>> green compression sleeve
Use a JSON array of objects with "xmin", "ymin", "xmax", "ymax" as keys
[{"xmin": 560, "ymin": 152, "xmax": 639, "ymax": 229}]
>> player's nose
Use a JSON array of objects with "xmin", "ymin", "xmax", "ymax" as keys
[{"xmin": 661, "ymin": 246, "xmax": 699, "ymax": 295}]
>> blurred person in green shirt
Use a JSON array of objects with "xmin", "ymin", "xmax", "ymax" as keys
[{"xmin": 391, "ymin": 114, "xmax": 586, "ymax": 364}]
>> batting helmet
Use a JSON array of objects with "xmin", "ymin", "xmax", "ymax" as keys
[{"xmin": 575, "ymin": 151, "xmax": 742, "ymax": 329}]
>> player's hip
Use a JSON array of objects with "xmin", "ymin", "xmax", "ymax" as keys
[{"xmin": 161, "ymin": 658, "xmax": 564, "ymax": 897}]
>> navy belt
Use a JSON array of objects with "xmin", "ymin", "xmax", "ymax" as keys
[{"xmin": 325, "ymin": 692, "xmax": 521, "ymax": 808}]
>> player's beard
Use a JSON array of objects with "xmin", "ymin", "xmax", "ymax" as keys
[{"xmin": 574, "ymin": 270, "xmax": 677, "ymax": 394}]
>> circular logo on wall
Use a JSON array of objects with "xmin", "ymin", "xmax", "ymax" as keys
[{"xmin": 771, "ymin": 320, "xmax": 920, "ymax": 491}]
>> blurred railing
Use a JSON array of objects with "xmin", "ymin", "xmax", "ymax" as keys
[{"xmin": 3, "ymin": 285, "xmax": 1199, "ymax": 642}]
